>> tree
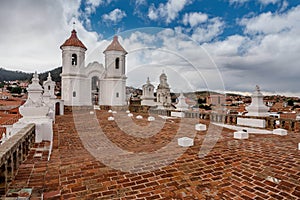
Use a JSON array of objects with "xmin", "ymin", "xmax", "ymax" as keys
[
  {"xmin": 199, "ymin": 104, "xmax": 211, "ymax": 110},
  {"xmin": 11, "ymin": 87, "xmax": 22, "ymax": 94},
  {"xmin": 6, "ymin": 86, "xmax": 12, "ymax": 91},
  {"xmin": 287, "ymin": 99, "xmax": 294, "ymax": 106},
  {"xmin": 198, "ymin": 97, "xmax": 206, "ymax": 104}
]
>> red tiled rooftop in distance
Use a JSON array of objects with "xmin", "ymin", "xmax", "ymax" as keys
[
  {"xmin": 8, "ymin": 110, "xmax": 300, "ymax": 199},
  {"xmin": 60, "ymin": 29, "xmax": 87, "ymax": 50},
  {"xmin": 0, "ymin": 98, "xmax": 24, "ymax": 107},
  {"xmin": 0, "ymin": 113, "xmax": 21, "ymax": 125},
  {"xmin": 270, "ymin": 102, "xmax": 293, "ymax": 113}
]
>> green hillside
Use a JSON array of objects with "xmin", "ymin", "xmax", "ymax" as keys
[{"xmin": 0, "ymin": 67, "xmax": 62, "ymax": 83}]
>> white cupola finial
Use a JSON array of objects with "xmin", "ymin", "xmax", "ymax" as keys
[
  {"xmin": 47, "ymin": 72, "xmax": 52, "ymax": 81},
  {"xmin": 255, "ymin": 85, "xmax": 261, "ymax": 92}
]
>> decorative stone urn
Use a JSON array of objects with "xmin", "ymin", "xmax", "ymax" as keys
[
  {"xmin": 246, "ymin": 85, "xmax": 269, "ymax": 117},
  {"xmin": 19, "ymin": 72, "xmax": 49, "ymax": 118}
]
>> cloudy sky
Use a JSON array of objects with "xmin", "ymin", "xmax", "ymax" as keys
[{"xmin": 1, "ymin": 0, "xmax": 300, "ymax": 96}]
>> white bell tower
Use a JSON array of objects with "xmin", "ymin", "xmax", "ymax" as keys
[
  {"xmin": 100, "ymin": 36, "xmax": 127, "ymax": 106},
  {"xmin": 60, "ymin": 29, "xmax": 91, "ymax": 106}
]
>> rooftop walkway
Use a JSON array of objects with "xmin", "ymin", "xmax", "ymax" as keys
[{"xmin": 7, "ymin": 110, "xmax": 300, "ymax": 199}]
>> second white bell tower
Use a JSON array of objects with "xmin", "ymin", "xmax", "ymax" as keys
[{"xmin": 100, "ymin": 36, "xmax": 127, "ymax": 106}]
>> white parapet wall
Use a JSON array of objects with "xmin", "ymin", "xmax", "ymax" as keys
[
  {"xmin": 35, "ymin": 122, "xmax": 53, "ymax": 143},
  {"xmin": 237, "ymin": 117, "xmax": 266, "ymax": 128},
  {"xmin": 171, "ymin": 111, "xmax": 185, "ymax": 118}
]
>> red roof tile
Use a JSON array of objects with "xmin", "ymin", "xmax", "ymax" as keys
[
  {"xmin": 104, "ymin": 36, "xmax": 127, "ymax": 54},
  {"xmin": 60, "ymin": 30, "xmax": 87, "ymax": 50}
]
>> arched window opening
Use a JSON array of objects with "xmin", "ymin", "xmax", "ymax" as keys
[
  {"xmin": 73, "ymin": 91, "xmax": 76, "ymax": 97},
  {"xmin": 115, "ymin": 58, "xmax": 120, "ymax": 69},
  {"xmin": 48, "ymin": 85, "xmax": 51, "ymax": 90},
  {"xmin": 116, "ymin": 92, "xmax": 119, "ymax": 98},
  {"xmin": 72, "ymin": 54, "xmax": 77, "ymax": 66},
  {"xmin": 91, "ymin": 76, "xmax": 100, "ymax": 105}
]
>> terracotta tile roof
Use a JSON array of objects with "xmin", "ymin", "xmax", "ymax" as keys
[
  {"xmin": 270, "ymin": 102, "xmax": 292, "ymax": 112},
  {"xmin": 60, "ymin": 29, "xmax": 87, "ymax": 50},
  {"xmin": 0, "ymin": 127, "xmax": 5, "ymax": 134},
  {"xmin": 104, "ymin": 36, "xmax": 127, "ymax": 54},
  {"xmin": 0, "ymin": 99, "xmax": 23, "ymax": 107},
  {"xmin": 0, "ymin": 113, "xmax": 21, "ymax": 125},
  {"xmin": 8, "ymin": 107, "xmax": 19, "ymax": 114}
]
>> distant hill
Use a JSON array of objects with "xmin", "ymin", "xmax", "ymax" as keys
[
  {"xmin": 39, "ymin": 67, "xmax": 62, "ymax": 83},
  {"xmin": 0, "ymin": 67, "xmax": 62, "ymax": 83},
  {"xmin": 0, "ymin": 68, "xmax": 32, "ymax": 82},
  {"xmin": 184, "ymin": 91, "xmax": 222, "ymax": 101}
]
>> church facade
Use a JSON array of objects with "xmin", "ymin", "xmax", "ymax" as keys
[{"xmin": 60, "ymin": 30, "xmax": 127, "ymax": 106}]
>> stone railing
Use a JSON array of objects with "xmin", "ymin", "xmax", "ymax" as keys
[
  {"xmin": 265, "ymin": 117, "xmax": 300, "ymax": 132},
  {"xmin": 149, "ymin": 109, "xmax": 300, "ymax": 132},
  {"xmin": 209, "ymin": 113, "xmax": 299, "ymax": 132},
  {"xmin": 0, "ymin": 124, "xmax": 35, "ymax": 195},
  {"xmin": 149, "ymin": 109, "xmax": 171, "ymax": 117}
]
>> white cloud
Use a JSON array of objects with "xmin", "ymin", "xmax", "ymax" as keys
[
  {"xmin": 175, "ymin": 15, "xmax": 224, "ymax": 44},
  {"xmin": 182, "ymin": 12, "xmax": 208, "ymax": 27},
  {"xmin": 1, "ymin": 1, "xmax": 300, "ymax": 96},
  {"xmin": 148, "ymin": 5, "xmax": 159, "ymax": 20},
  {"xmin": 132, "ymin": 0, "xmax": 148, "ymax": 19},
  {"xmin": 190, "ymin": 17, "xmax": 224, "ymax": 43},
  {"xmin": 148, "ymin": 0, "xmax": 192, "ymax": 24},
  {"xmin": 227, "ymin": 0, "xmax": 280, "ymax": 5},
  {"xmin": 135, "ymin": 0, "xmax": 147, "ymax": 6},
  {"xmin": 117, "ymin": 29, "xmax": 225, "ymax": 92},
  {"xmin": 83, "ymin": 0, "xmax": 116, "ymax": 29},
  {"xmin": 102, "ymin": 9, "xmax": 127, "ymax": 24},
  {"xmin": 85, "ymin": 0, "xmax": 103, "ymax": 15},
  {"xmin": 240, "ymin": 6, "xmax": 300, "ymax": 34},
  {"xmin": 202, "ymin": 35, "xmax": 246, "ymax": 57},
  {"xmin": 228, "ymin": 0, "xmax": 249, "ymax": 5},
  {"xmin": 279, "ymin": 0, "xmax": 289, "ymax": 12},
  {"xmin": 258, "ymin": 0, "xmax": 280, "ymax": 5},
  {"xmin": 0, "ymin": 0, "xmax": 102, "ymax": 72},
  {"xmin": 199, "ymin": 6, "xmax": 300, "ymax": 94}
]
